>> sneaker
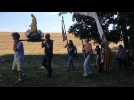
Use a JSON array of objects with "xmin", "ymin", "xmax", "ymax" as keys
[
  {"xmin": 83, "ymin": 73, "xmax": 88, "ymax": 77},
  {"xmin": 11, "ymin": 69, "xmax": 16, "ymax": 73},
  {"xmin": 18, "ymin": 78, "xmax": 22, "ymax": 82},
  {"xmin": 14, "ymin": 79, "xmax": 23, "ymax": 84},
  {"xmin": 40, "ymin": 66, "xmax": 45, "ymax": 69},
  {"xmin": 22, "ymin": 73, "xmax": 26, "ymax": 79}
]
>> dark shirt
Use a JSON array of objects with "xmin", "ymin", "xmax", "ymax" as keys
[
  {"xmin": 117, "ymin": 48, "xmax": 127, "ymax": 60},
  {"xmin": 95, "ymin": 47, "xmax": 101, "ymax": 57},
  {"xmin": 66, "ymin": 44, "xmax": 77, "ymax": 56},
  {"xmin": 42, "ymin": 40, "xmax": 53, "ymax": 57}
]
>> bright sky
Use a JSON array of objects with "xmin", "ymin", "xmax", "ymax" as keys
[{"xmin": 0, "ymin": 12, "xmax": 74, "ymax": 32}]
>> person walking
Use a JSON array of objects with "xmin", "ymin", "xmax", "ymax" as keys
[
  {"xmin": 41, "ymin": 33, "xmax": 53, "ymax": 78},
  {"xmin": 82, "ymin": 39, "xmax": 93, "ymax": 77}
]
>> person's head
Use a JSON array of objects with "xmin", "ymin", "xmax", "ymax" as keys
[
  {"xmin": 11, "ymin": 32, "xmax": 20, "ymax": 41},
  {"xmin": 96, "ymin": 45, "xmax": 99, "ymax": 49},
  {"xmin": 45, "ymin": 33, "xmax": 50, "ymax": 40},
  {"xmin": 31, "ymin": 14, "xmax": 34, "ymax": 17},
  {"xmin": 119, "ymin": 44, "xmax": 123, "ymax": 49}
]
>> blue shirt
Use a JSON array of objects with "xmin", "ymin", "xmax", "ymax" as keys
[{"xmin": 15, "ymin": 41, "xmax": 24, "ymax": 63}]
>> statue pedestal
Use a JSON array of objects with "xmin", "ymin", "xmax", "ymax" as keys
[{"xmin": 26, "ymin": 30, "xmax": 44, "ymax": 42}]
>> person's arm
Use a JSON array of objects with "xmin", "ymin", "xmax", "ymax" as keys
[
  {"xmin": 51, "ymin": 40, "xmax": 53, "ymax": 53},
  {"xmin": 82, "ymin": 44, "xmax": 85, "ymax": 53},
  {"xmin": 64, "ymin": 43, "xmax": 68, "ymax": 48},
  {"xmin": 65, "ymin": 40, "xmax": 69, "ymax": 48},
  {"xmin": 75, "ymin": 46, "xmax": 77, "ymax": 55},
  {"xmin": 16, "ymin": 42, "xmax": 23, "ymax": 52},
  {"xmin": 41, "ymin": 41, "xmax": 45, "ymax": 48}
]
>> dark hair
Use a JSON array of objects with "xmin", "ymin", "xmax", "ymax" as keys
[
  {"xmin": 96, "ymin": 45, "xmax": 99, "ymax": 48},
  {"xmin": 45, "ymin": 33, "xmax": 50, "ymax": 39},
  {"xmin": 12, "ymin": 32, "xmax": 20, "ymax": 40},
  {"xmin": 119, "ymin": 44, "xmax": 123, "ymax": 48},
  {"xmin": 31, "ymin": 14, "xmax": 34, "ymax": 17}
]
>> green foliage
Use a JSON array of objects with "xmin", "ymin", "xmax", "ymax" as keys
[{"xmin": 59, "ymin": 12, "xmax": 134, "ymax": 49}]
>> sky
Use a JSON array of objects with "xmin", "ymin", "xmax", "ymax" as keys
[{"xmin": 0, "ymin": 12, "xmax": 74, "ymax": 32}]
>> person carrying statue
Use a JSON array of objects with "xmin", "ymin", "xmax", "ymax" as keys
[
  {"xmin": 41, "ymin": 33, "xmax": 53, "ymax": 78},
  {"xmin": 11, "ymin": 32, "xmax": 25, "ymax": 83}
]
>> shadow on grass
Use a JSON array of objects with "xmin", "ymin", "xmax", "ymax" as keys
[{"xmin": 0, "ymin": 53, "xmax": 134, "ymax": 87}]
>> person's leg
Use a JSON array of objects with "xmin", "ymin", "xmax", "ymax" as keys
[
  {"xmin": 123, "ymin": 58, "xmax": 127, "ymax": 70},
  {"xmin": 96, "ymin": 55, "xmax": 100, "ymax": 73},
  {"xmin": 42, "ymin": 56, "xmax": 48, "ymax": 69},
  {"xmin": 117, "ymin": 58, "xmax": 122, "ymax": 70},
  {"xmin": 16, "ymin": 60, "xmax": 23, "ymax": 81},
  {"xmin": 69, "ymin": 55, "xmax": 75, "ymax": 71},
  {"xmin": 12, "ymin": 56, "xmax": 17, "ymax": 71},
  {"xmin": 42, "ymin": 56, "xmax": 52, "ymax": 78},
  {"xmin": 47, "ymin": 58, "xmax": 53, "ymax": 78},
  {"xmin": 86, "ymin": 55, "xmax": 92, "ymax": 74},
  {"xmin": 67, "ymin": 56, "xmax": 71, "ymax": 71},
  {"xmin": 83, "ymin": 55, "xmax": 90, "ymax": 77},
  {"xmin": 83, "ymin": 57, "xmax": 87, "ymax": 77},
  {"xmin": 99, "ymin": 63, "xmax": 103, "ymax": 72},
  {"xmin": 71, "ymin": 58, "xmax": 75, "ymax": 71},
  {"xmin": 117, "ymin": 59, "xmax": 121, "ymax": 81}
]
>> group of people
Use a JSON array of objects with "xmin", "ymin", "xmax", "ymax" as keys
[
  {"xmin": 82, "ymin": 39, "xmax": 112, "ymax": 77},
  {"xmin": 11, "ymin": 31, "xmax": 132, "ymax": 83},
  {"xmin": 11, "ymin": 32, "xmax": 54, "ymax": 82}
]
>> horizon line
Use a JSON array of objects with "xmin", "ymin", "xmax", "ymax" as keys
[{"xmin": 0, "ymin": 31, "xmax": 72, "ymax": 34}]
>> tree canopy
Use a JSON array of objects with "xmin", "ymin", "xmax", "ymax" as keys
[{"xmin": 59, "ymin": 12, "xmax": 134, "ymax": 49}]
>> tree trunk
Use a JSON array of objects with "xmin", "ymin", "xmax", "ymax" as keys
[{"xmin": 123, "ymin": 35, "xmax": 129, "ymax": 48}]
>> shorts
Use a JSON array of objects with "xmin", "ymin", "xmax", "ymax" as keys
[{"xmin": 12, "ymin": 55, "xmax": 23, "ymax": 72}]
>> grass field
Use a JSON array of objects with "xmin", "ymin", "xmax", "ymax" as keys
[{"xmin": 0, "ymin": 32, "xmax": 134, "ymax": 87}]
